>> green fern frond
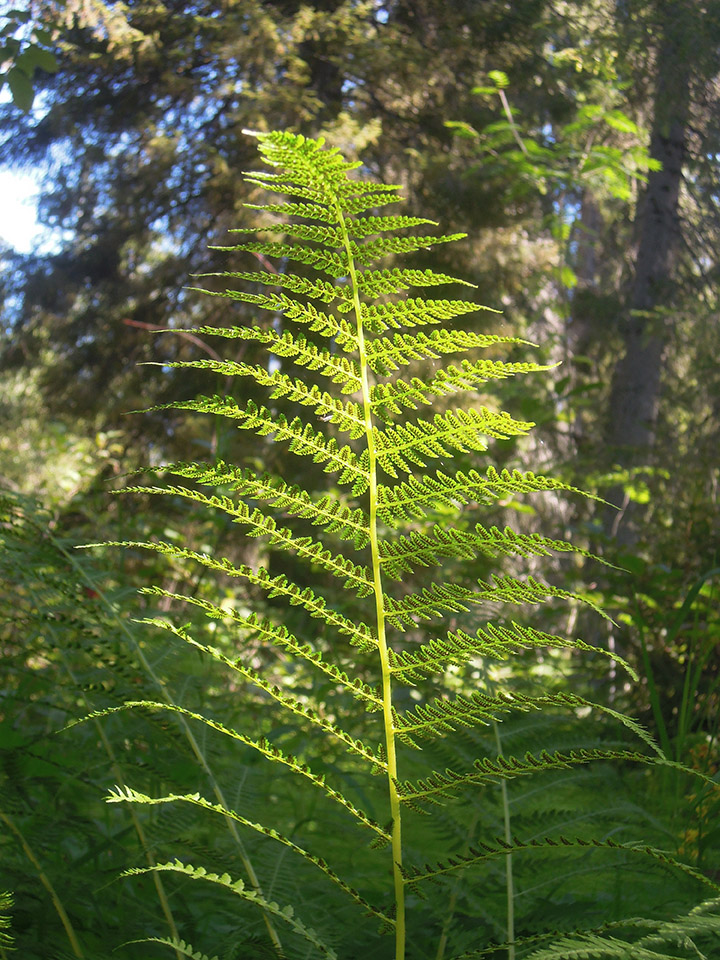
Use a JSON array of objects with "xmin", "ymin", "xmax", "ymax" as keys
[
  {"xmin": 121, "ymin": 861, "xmax": 339, "ymax": 958},
  {"xmin": 365, "ymin": 331, "xmax": 537, "ymax": 376},
  {"xmin": 396, "ymin": 747, "xmax": 654, "ymax": 806},
  {"xmin": 231, "ymin": 222, "xmax": 348, "ymax": 246},
  {"xmin": 373, "ymin": 409, "xmax": 533, "ymax": 478},
  {"xmin": 376, "ymin": 465, "xmax": 601, "ymax": 525},
  {"xmin": 149, "ymin": 361, "xmax": 366, "ymax": 435},
  {"xmin": 243, "ymin": 199, "xmax": 339, "ymax": 221},
  {"xmin": 379, "ymin": 524, "xmax": 610, "ymax": 579},
  {"xmin": 383, "ymin": 582, "xmax": 478, "ymax": 625},
  {"xmin": 129, "ymin": 461, "xmax": 370, "ymax": 546},
  {"xmin": 211, "ymin": 239, "xmax": 350, "ymax": 277},
  {"xmin": 133, "ymin": 617, "xmax": 387, "ymax": 771},
  {"xmin": 136, "ymin": 618, "xmax": 385, "ymax": 766},
  {"xmin": 383, "ymin": 575, "xmax": 607, "ymax": 628},
  {"xmin": 355, "ymin": 266, "xmax": 476, "ymax": 297},
  {"xmin": 388, "ymin": 622, "xmax": 636, "ymax": 683},
  {"xmin": 231, "ymin": 224, "xmax": 465, "ymax": 260},
  {"xmin": 109, "ymin": 787, "xmax": 393, "ymax": 924},
  {"xmin": 106, "ymin": 129, "xmax": 670, "ymax": 956},
  {"xmin": 107, "ymin": 496, "xmax": 373, "ymax": 595},
  {"xmin": 393, "ymin": 687, "xmax": 657, "ymax": 750},
  {"xmin": 133, "ymin": 397, "xmax": 370, "ymax": 492},
  {"xmin": 133, "ymin": 596, "xmax": 381, "ymax": 708},
  {"xmin": 458, "ymin": 901, "xmax": 720, "ymax": 959},
  {"xmin": 352, "ymin": 232, "xmax": 468, "ymax": 265},
  {"xmin": 157, "ymin": 326, "xmax": 362, "ymax": 391},
  {"xmin": 243, "ymin": 206, "xmax": 435, "ymax": 237},
  {"xmin": 524, "ymin": 935, "xmax": 691, "ymax": 959},
  {"xmin": 72, "ymin": 702, "xmax": 389, "ymax": 840},
  {"xmin": 197, "ymin": 288, "xmax": 359, "ymax": 341},
  {"xmin": 83, "ymin": 542, "xmax": 376, "ymax": 648},
  {"xmin": 401, "ymin": 836, "xmax": 720, "ymax": 895},
  {"xmin": 192, "ymin": 270, "xmax": 351, "ymax": 308},
  {"xmin": 124, "ymin": 938, "xmax": 221, "ymax": 960},
  {"xmin": 0, "ymin": 890, "xmax": 12, "ymax": 950},
  {"xmin": 361, "ymin": 298, "xmax": 501, "ymax": 332}
]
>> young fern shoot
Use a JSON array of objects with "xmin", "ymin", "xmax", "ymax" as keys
[{"xmin": 104, "ymin": 131, "xmax": 682, "ymax": 960}]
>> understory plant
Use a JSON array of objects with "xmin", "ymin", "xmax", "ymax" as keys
[{"xmin": 86, "ymin": 131, "xmax": 720, "ymax": 959}]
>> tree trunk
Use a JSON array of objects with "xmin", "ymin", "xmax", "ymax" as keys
[{"xmin": 604, "ymin": 0, "xmax": 691, "ymax": 544}]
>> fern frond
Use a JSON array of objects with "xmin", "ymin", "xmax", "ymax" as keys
[
  {"xmin": 243, "ymin": 203, "xmax": 435, "ymax": 239},
  {"xmin": 243, "ymin": 199, "xmax": 339, "ymax": 222},
  {"xmin": 388, "ymin": 621, "xmax": 636, "ymax": 683},
  {"xmin": 365, "ymin": 330, "xmax": 532, "ymax": 376},
  {"xmin": 377, "ymin": 465, "xmax": 599, "ymax": 525},
  {"xmin": 371, "ymin": 363, "xmax": 550, "ymax": 419},
  {"xmin": 211, "ymin": 240, "xmax": 349, "ymax": 278},
  {"xmin": 231, "ymin": 224, "xmax": 464, "ymax": 261},
  {"xmin": 133, "ymin": 594, "xmax": 381, "ymax": 708},
  {"xmin": 352, "ymin": 232, "xmax": 467, "ymax": 265},
  {"xmin": 192, "ymin": 270, "xmax": 351, "ymax": 308},
  {"xmin": 109, "ymin": 129, "xmax": 659, "ymax": 954},
  {"xmin": 83, "ymin": 542, "xmax": 376, "ymax": 648},
  {"xmin": 121, "ymin": 861, "xmax": 339, "ymax": 957},
  {"xmin": 152, "ymin": 362, "xmax": 365, "ymax": 436},
  {"xmin": 365, "ymin": 326, "xmax": 536, "ymax": 372},
  {"xmin": 345, "ymin": 215, "xmax": 440, "ymax": 238},
  {"xmin": 362, "ymin": 298, "xmax": 501, "ymax": 332},
  {"xmin": 0, "ymin": 890, "xmax": 12, "ymax": 950},
  {"xmin": 110, "ymin": 786, "xmax": 393, "ymax": 924},
  {"xmin": 524, "ymin": 934, "xmax": 692, "ymax": 959},
  {"xmin": 134, "ymin": 398, "xmax": 370, "ymax": 492},
  {"xmin": 383, "ymin": 575, "xmax": 607, "ymax": 628},
  {"xmin": 396, "ymin": 744, "xmax": 670, "ymax": 808},
  {"xmin": 374, "ymin": 409, "xmax": 533, "ymax": 478},
  {"xmin": 393, "ymin": 686, "xmax": 656, "ymax": 751},
  {"xmin": 356, "ymin": 267, "xmax": 475, "ymax": 297},
  {"xmin": 115, "ymin": 494, "xmax": 373, "ymax": 595},
  {"xmin": 383, "ymin": 582, "xmax": 477, "ymax": 625},
  {"xmin": 70, "ymin": 703, "xmax": 389, "ymax": 840},
  {"xmin": 136, "ymin": 619, "xmax": 385, "ymax": 767},
  {"xmin": 125, "ymin": 937, "xmax": 221, "ymax": 960},
  {"xmin": 379, "ymin": 524, "xmax": 608, "ymax": 579},
  {"xmin": 401, "ymin": 836, "xmax": 720, "ymax": 895},
  {"xmin": 159, "ymin": 326, "xmax": 362, "ymax": 392},
  {"xmin": 232, "ymin": 222, "xmax": 347, "ymax": 247},
  {"xmin": 132, "ymin": 460, "xmax": 370, "ymax": 547}
]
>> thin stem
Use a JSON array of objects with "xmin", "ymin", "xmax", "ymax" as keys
[
  {"xmin": 493, "ymin": 720, "xmax": 515, "ymax": 960},
  {"xmin": 335, "ymin": 197, "xmax": 406, "ymax": 960},
  {"xmin": 0, "ymin": 810, "xmax": 84, "ymax": 958},
  {"xmin": 498, "ymin": 89, "xmax": 529, "ymax": 158},
  {"xmin": 51, "ymin": 535, "xmax": 285, "ymax": 957},
  {"xmin": 434, "ymin": 808, "xmax": 480, "ymax": 960},
  {"xmin": 55, "ymin": 639, "xmax": 182, "ymax": 960}
]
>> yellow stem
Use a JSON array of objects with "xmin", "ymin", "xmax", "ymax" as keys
[{"xmin": 335, "ymin": 197, "xmax": 406, "ymax": 960}]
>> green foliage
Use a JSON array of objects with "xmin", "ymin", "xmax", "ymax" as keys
[
  {"xmin": 82, "ymin": 131, "xmax": 719, "ymax": 959},
  {"xmin": 0, "ymin": 890, "xmax": 13, "ymax": 951},
  {"xmin": 0, "ymin": 7, "xmax": 58, "ymax": 112}
]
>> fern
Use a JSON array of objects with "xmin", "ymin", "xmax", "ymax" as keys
[
  {"xmin": 0, "ymin": 891, "xmax": 12, "ymax": 951},
  {"xmin": 90, "ymin": 131, "xmax": 717, "ymax": 959}
]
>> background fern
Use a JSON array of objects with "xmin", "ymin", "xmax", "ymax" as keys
[{"xmin": 16, "ymin": 131, "xmax": 718, "ymax": 959}]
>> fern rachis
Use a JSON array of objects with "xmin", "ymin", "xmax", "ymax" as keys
[{"xmin": 90, "ymin": 131, "xmax": 715, "ymax": 960}]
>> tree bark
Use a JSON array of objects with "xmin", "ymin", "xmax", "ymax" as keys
[{"xmin": 604, "ymin": 0, "xmax": 691, "ymax": 544}]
